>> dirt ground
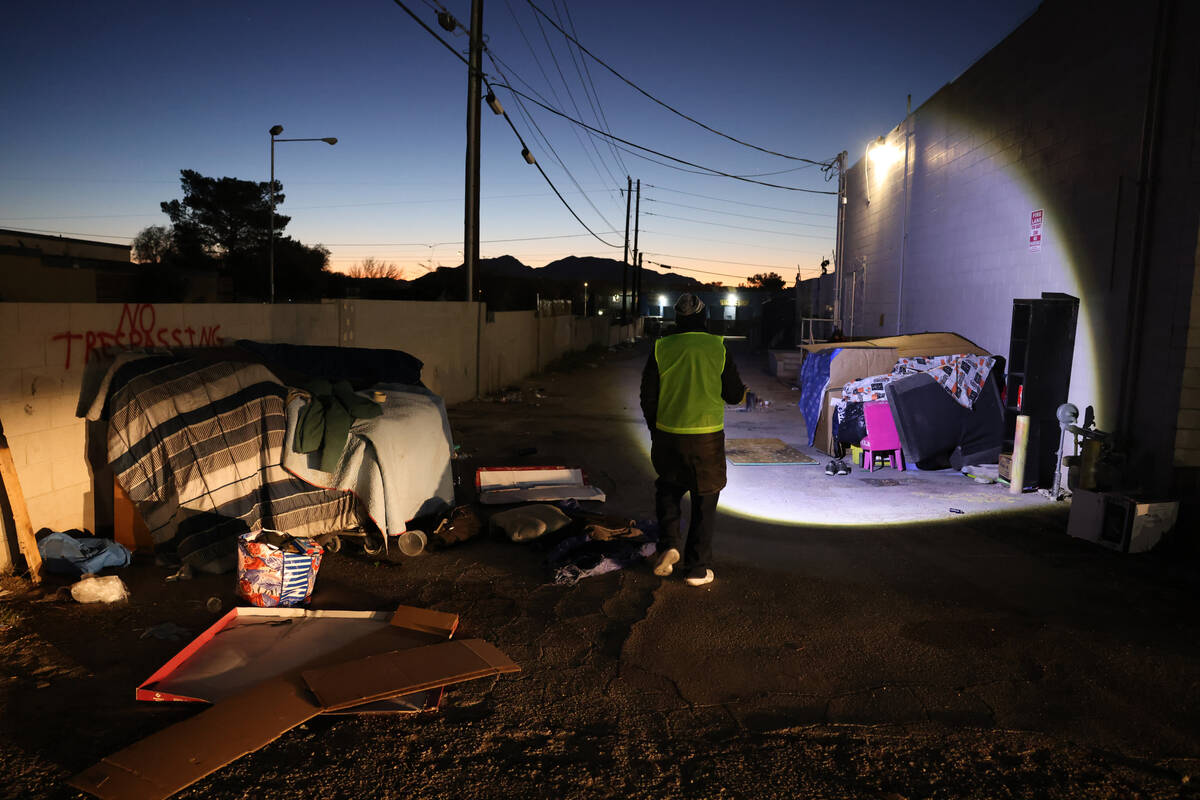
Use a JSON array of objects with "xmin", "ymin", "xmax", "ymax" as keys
[{"xmin": 2, "ymin": 341, "xmax": 1198, "ymax": 800}]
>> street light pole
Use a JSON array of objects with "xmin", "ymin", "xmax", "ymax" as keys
[{"xmin": 268, "ymin": 125, "xmax": 337, "ymax": 304}]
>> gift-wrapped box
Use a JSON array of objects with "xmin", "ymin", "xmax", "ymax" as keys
[{"xmin": 237, "ymin": 529, "xmax": 324, "ymax": 607}]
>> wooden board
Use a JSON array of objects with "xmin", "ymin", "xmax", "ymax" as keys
[
  {"xmin": 0, "ymin": 419, "xmax": 43, "ymax": 583},
  {"xmin": 725, "ymin": 438, "xmax": 817, "ymax": 465}
]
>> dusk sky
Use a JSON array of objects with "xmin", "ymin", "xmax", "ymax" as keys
[{"xmin": 1, "ymin": 0, "xmax": 1040, "ymax": 285}]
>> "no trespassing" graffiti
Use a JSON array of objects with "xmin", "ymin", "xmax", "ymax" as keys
[{"xmin": 50, "ymin": 303, "xmax": 222, "ymax": 369}]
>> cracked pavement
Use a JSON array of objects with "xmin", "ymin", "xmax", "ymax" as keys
[{"xmin": 1, "ymin": 339, "xmax": 1198, "ymax": 799}]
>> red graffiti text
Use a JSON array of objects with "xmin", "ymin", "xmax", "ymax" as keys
[{"xmin": 51, "ymin": 304, "xmax": 222, "ymax": 369}]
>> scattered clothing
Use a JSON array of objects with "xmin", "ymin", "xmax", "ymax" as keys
[
  {"xmin": 429, "ymin": 505, "xmax": 483, "ymax": 549},
  {"xmin": 37, "ymin": 530, "xmax": 131, "ymax": 576},
  {"xmin": 841, "ymin": 354, "xmax": 996, "ymax": 410},
  {"xmin": 283, "ymin": 384, "xmax": 454, "ymax": 537},
  {"xmin": 293, "ymin": 379, "xmax": 383, "ymax": 473}
]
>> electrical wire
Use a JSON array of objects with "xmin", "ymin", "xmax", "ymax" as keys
[
  {"xmin": 644, "ymin": 211, "xmax": 833, "ymax": 240},
  {"xmin": 501, "ymin": 0, "xmax": 624, "ymax": 204},
  {"xmin": 646, "ymin": 253, "xmax": 824, "ymax": 272},
  {"xmin": 524, "ymin": 0, "xmax": 834, "ymax": 166},
  {"xmin": 490, "ymin": 82, "xmax": 839, "ymax": 194},
  {"xmin": 485, "ymin": 50, "xmax": 621, "ymax": 233},
  {"xmin": 645, "ymin": 198, "xmax": 834, "ymax": 230},
  {"xmin": 614, "ymin": 183, "xmax": 836, "ymax": 217},
  {"xmin": 390, "ymin": 0, "xmax": 620, "ymax": 248},
  {"xmin": 522, "ymin": 0, "xmax": 624, "ymax": 196},
  {"xmin": 553, "ymin": 0, "xmax": 630, "ymax": 174},
  {"xmin": 640, "ymin": 227, "xmax": 829, "ymax": 254}
]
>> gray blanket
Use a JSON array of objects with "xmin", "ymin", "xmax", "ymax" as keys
[{"xmin": 283, "ymin": 384, "xmax": 455, "ymax": 535}]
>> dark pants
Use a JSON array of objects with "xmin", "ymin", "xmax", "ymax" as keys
[{"xmin": 651, "ymin": 431, "xmax": 726, "ymax": 572}]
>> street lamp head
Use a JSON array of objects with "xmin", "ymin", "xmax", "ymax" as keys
[
  {"xmin": 269, "ymin": 124, "xmax": 284, "ymax": 136},
  {"xmin": 321, "ymin": 138, "xmax": 338, "ymax": 145}
]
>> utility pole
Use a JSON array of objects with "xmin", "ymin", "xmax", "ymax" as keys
[
  {"xmin": 622, "ymin": 176, "xmax": 631, "ymax": 321},
  {"xmin": 464, "ymin": 0, "xmax": 483, "ymax": 302},
  {"xmin": 631, "ymin": 179, "xmax": 641, "ymax": 317},
  {"xmin": 833, "ymin": 150, "xmax": 847, "ymax": 335},
  {"xmin": 636, "ymin": 252, "xmax": 643, "ymax": 319}
]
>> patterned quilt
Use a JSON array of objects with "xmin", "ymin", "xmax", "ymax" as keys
[
  {"xmin": 108, "ymin": 360, "xmax": 362, "ymax": 573},
  {"xmin": 841, "ymin": 353, "xmax": 996, "ymax": 409}
]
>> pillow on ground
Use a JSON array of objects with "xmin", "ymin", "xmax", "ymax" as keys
[{"xmin": 490, "ymin": 504, "xmax": 572, "ymax": 542}]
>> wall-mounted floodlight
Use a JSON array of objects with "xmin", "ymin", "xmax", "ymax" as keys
[
  {"xmin": 658, "ymin": 294, "xmax": 668, "ymax": 307},
  {"xmin": 864, "ymin": 135, "xmax": 901, "ymax": 205},
  {"xmin": 522, "ymin": 148, "xmax": 536, "ymax": 165},
  {"xmin": 727, "ymin": 291, "xmax": 738, "ymax": 305},
  {"xmin": 486, "ymin": 92, "xmax": 504, "ymax": 115},
  {"xmin": 868, "ymin": 136, "xmax": 903, "ymax": 169}
]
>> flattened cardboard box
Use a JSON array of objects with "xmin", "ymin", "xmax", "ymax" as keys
[
  {"xmin": 135, "ymin": 605, "xmax": 459, "ymax": 712},
  {"xmin": 70, "ymin": 606, "xmax": 519, "ymax": 800}
]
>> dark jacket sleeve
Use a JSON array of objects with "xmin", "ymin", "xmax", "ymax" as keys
[
  {"xmin": 721, "ymin": 348, "xmax": 747, "ymax": 406},
  {"xmin": 639, "ymin": 350, "xmax": 660, "ymax": 432}
]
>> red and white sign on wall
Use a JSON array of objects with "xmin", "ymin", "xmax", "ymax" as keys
[{"xmin": 1029, "ymin": 209, "xmax": 1044, "ymax": 253}]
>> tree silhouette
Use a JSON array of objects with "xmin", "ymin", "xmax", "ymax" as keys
[{"xmin": 746, "ymin": 272, "xmax": 786, "ymax": 291}]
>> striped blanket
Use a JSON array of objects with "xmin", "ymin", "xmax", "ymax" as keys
[{"xmin": 108, "ymin": 360, "xmax": 362, "ymax": 573}]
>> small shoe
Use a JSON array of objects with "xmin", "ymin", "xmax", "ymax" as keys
[
  {"xmin": 825, "ymin": 461, "xmax": 837, "ymax": 476},
  {"xmin": 685, "ymin": 567, "xmax": 715, "ymax": 587},
  {"xmin": 652, "ymin": 547, "xmax": 680, "ymax": 577},
  {"xmin": 836, "ymin": 460, "xmax": 851, "ymax": 476}
]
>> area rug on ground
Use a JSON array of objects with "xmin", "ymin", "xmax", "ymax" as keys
[{"xmin": 725, "ymin": 438, "xmax": 817, "ymax": 465}]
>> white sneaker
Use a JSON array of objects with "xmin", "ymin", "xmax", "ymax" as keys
[
  {"xmin": 685, "ymin": 568, "xmax": 714, "ymax": 587},
  {"xmin": 652, "ymin": 547, "xmax": 680, "ymax": 577}
]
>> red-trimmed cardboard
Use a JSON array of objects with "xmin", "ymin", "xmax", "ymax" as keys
[
  {"xmin": 475, "ymin": 465, "xmax": 605, "ymax": 504},
  {"xmin": 72, "ymin": 605, "xmax": 517, "ymax": 800}
]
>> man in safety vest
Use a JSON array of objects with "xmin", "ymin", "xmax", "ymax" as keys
[{"xmin": 639, "ymin": 293, "xmax": 747, "ymax": 587}]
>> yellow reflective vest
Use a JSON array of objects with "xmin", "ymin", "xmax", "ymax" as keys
[{"xmin": 653, "ymin": 332, "xmax": 727, "ymax": 434}]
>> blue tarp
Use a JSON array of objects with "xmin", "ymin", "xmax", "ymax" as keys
[{"xmin": 798, "ymin": 348, "xmax": 839, "ymax": 446}]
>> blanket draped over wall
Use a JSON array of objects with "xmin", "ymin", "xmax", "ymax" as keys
[{"xmin": 107, "ymin": 359, "xmax": 362, "ymax": 573}]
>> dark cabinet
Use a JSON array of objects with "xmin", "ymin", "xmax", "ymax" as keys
[{"xmin": 1004, "ymin": 293, "xmax": 1079, "ymax": 488}]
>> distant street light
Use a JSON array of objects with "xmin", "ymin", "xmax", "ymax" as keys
[{"xmin": 269, "ymin": 124, "xmax": 337, "ymax": 303}]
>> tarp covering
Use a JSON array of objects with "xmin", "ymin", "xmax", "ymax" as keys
[
  {"xmin": 283, "ymin": 384, "xmax": 454, "ymax": 535},
  {"xmin": 108, "ymin": 360, "xmax": 362, "ymax": 573}
]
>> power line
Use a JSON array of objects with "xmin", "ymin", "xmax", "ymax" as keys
[
  {"xmin": 647, "ymin": 253, "xmax": 824, "ymax": 273},
  {"xmin": 644, "ymin": 211, "xmax": 833, "ymax": 240},
  {"xmin": 390, "ymin": 0, "xmax": 620, "ymax": 248},
  {"xmin": 557, "ymin": 0, "xmax": 629, "ymax": 175},
  {"xmin": 517, "ymin": 0, "xmax": 624, "ymax": 199},
  {"xmin": 645, "ymin": 260, "xmax": 822, "ymax": 281},
  {"xmin": 491, "ymin": 82, "xmax": 839, "ymax": 194},
  {"xmin": 644, "ymin": 198, "xmax": 835, "ymax": 230},
  {"xmin": 485, "ymin": 50, "xmax": 621, "ymax": 234},
  {"xmin": 645, "ymin": 183, "xmax": 835, "ymax": 217},
  {"xmin": 321, "ymin": 231, "xmax": 620, "ymax": 247},
  {"xmin": 524, "ymin": 0, "xmax": 836, "ymax": 167},
  {"xmin": 639, "ymin": 227, "xmax": 829, "ymax": 254}
]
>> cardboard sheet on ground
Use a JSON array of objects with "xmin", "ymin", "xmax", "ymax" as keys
[
  {"xmin": 476, "ymin": 466, "xmax": 605, "ymax": 504},
  {"xmin": 71, "ymin": 605, "xmax": 519, "ymax": 800},
  {"xmin": 725, "ymin": 438, "xmax": 817, "ymax": 465},
  {"xmin": 137, "ymin": 607, "xmax": 450, "ymax": 713}
]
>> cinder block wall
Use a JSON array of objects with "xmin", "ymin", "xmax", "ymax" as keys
[
  {"xmin": 1177, "ymin": 230, "xmax": 1200, "ymax": 468},
  {"xmin": 0, "ymin": 299, "xmax": 631, "ymax": 571},
  {"xmin": 840, "ymin": 0, "xmax": 1200, "ymax": 494}
]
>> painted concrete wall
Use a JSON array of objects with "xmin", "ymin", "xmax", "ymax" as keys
[
  {"xmin": 838, "ymin": 0, "xmax": 1199, "ymax": 493},
  {"xmin": 0, "ymin": 299, "xmax": 633, "ymax": 571}
]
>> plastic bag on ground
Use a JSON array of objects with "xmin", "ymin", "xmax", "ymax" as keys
[{"xmin": 70, "ymin": 575, "xmax": 130, "ymax": 604}]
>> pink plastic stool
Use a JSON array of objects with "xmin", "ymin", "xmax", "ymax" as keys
[{"xmin": 860, "ymin": 401, "xmax": 906, "ymax": 472}]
